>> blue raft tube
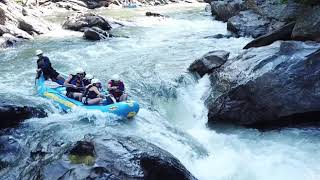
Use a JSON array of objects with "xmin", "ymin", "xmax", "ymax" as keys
[{"xmin": 36, "ymin": 74, "xmax": 139, "ymax": 118}]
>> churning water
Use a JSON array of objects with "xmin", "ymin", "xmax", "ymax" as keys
[{"xmin": 0, "ymin": 3, "xmax": 319, "ymax": 180}]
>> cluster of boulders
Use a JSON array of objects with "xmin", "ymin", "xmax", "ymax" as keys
[
  {"xmin": 62, "ymin": 13, "xmax": 114, "ymax": 40},
  {"xmin": 192, "ymin": 0, "xmax": 320, "ymax": 129},
  {"xmin": 206, "ymin": 0, "xmax": 320, "ymax": 47},
  {"xmin": 190, "ymin": 40, "xmax": 320, "ymax": 129},
  {"xmin": 0, "ymin": 0, "xmax": 51, "ymax": 48},
  {"xmin": 0, "ymin": 133, "xmax": 197, "ymax": 180}
]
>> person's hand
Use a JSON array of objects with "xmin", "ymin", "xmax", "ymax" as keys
[{"xmin": 73, "ymin": 85, "xmax": 78, "ymax": 89}]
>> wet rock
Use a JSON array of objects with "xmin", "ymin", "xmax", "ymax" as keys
[
  {"xmin": 146, "ymin": 11, "xmax": 165, "ymax": 17},
  {"xmin": 69, "ymin": 141, "xmax": 95, "ymax": 157},
  {"xmin": 244, "ymin": 22, "xmax": 295, "ymax": 49},
  {"xmin": 20, "ymin": 134, "xmax": 197, "ymax": 180},
  {"xmin": 83, "ymin": 26, "xmax": 112, "ymax": 40},
  {"xmin": 227, "ymin": 10, "xmax": 270, "ymax": 38},
  {"xmin": 204, "ymin": 33, "xmax": 234, "ymax": 39},
  {"xmin": 210, "ymin": 0, "xmax": 246, "ymax": 22},
  {"xmin": 62, "ymin": 13, "xmax": 112, "ymax": 32},
  {"xmin": 292, "ymin": 6, "xmax": 320, "ymax": 42},
  {"xmin": 0, "ymin": 136, "xmax": 22, "ymax": 170},
  {"xmin": 0, "ymin": 104, "xmax": 47, "ymax": 129},
  {"xmin": 206, "ymin": 41, "xmax": 320, "ymax": 128},
  {"xmin": 189, "ymin": 50, "xmax": 230, "ymax": 77}
]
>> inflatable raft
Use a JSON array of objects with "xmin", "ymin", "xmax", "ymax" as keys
[{"xmin": 36, "ymin": 74, "xmax": 139, "ymax": 118}]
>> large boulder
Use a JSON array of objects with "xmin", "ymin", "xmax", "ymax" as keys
[
  {"xmin": 83, "ymin": 26, "xmax": 112, "ymax": 40},
  {"xmin": 17, "ymin": 134, "xmax": 197, "ymax": 180},
  {"xmin": 0, "ymin": 104, "xmax": 47, "ymax": 129},
  {"xmin": 279, "ymin": 0, "xmax": 306, "ymax": 22},
  {"xmin": 243, "ymin": 22, "xmax": 295, "ymax": 49},
  {"xmin": 291, "ymin": 5, "xmax": 320, "ymax": 41},
  {"xmin": 206, "ymin": 41, "xmax": 320, "ymax": 129},
  {"xmin": 210, "ymin": 0, "xmax": 245, "ymax": 22},
  {"xmin": 62, "ymin": 13, "xmax": 112, "ymax": 32},
  {"xmin": 188, "ymin": 50, "xmax": 230, "ymax": 77},
  {"xmin": 227, "ymin": 10, "xmax": 270, "ymax": 38}
]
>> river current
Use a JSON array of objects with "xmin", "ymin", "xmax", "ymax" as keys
[{"xmin": 0, "ymin": 3, "xmax": 319, "ymax": 180}]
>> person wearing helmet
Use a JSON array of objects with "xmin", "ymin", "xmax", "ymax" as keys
[
  {"xmin": 35, "ymin": 49, "xmax": 65, "ymax": 85},
  {"xmin": 82, "ymin": 78, "xmax": 106, "ymax": 105},
  {"xmin": 64, "ymin": 67, "xmax": 86, "ymax": 101},
  {"xmin": 83, "ymin": 73, "xmax": 94, "ymax": 86},
  {"xmin": 107, "ymin": 74, "xmax": 128, "ymax": 103}
]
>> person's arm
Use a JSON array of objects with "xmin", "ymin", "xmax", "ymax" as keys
[
  {"xmin": 93, "ymin": 87, "xmax": 105, "ymax": 98},
  {"xmin": 64, "ymin": 75, "xmax": 77, "ymax": 89}
]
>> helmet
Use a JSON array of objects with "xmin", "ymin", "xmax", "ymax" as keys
[
  {"xmin": 75, "ymin": 67, "xmax": 85, "ymax": 74},
  {"xmin": 85, "ymin": 74, "xmax": 94, "ymax": 80},
  {"xmin": 111, "ymin": 74, "xmax": 120, "ymax": 81},
  {"xmin": 91, "ymin": 78, "xmax": 101, "ymax": 84},
  {"xmin": 35, "ymin": 49, "xmax": 43, "ymax": 56}
]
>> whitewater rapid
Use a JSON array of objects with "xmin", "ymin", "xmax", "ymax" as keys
[{"xmin": 0, "ymin": 3, "xmax": 319, "ymax": 180}]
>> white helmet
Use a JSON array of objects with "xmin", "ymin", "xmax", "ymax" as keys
[
  {"xmin": 35, "ymin": 49, "xmax": 43, "ymax": 56},
  {"xmin": 111, "ymin": 74, "xmax": 120, "ymax": 81},
  {"xmin": 91, "ymin": 78, "xmax": 101, "ymax": 84},
  {"xmin": 85, "ymin": 74, "xmax": 94, "ymax": 80},
  {"xmin": 75, "ymin": 67, "xmax": 85, "ymax": 74}
]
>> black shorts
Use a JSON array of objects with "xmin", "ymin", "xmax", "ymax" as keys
[{"xmin": 44, "ymin": 69, "xmax": 59, "ymax": 80}]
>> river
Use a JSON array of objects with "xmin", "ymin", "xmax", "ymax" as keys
[{"xmin": 0, "ymin": 3, "xmax": 319, "ymax": 180}]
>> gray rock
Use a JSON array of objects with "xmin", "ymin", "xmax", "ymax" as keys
[
  {"xmin": 83, "ymin": 26, "xmax": 111, "ymax": 40},
  {"xmin": 0, "ymin": 104, "xmax": 47, "ymax": 129},
  {"xmin": 227, "ymin": 10, "xmax": 270, "ymax": 38},
  {"xmin": 19, "ymin": 134, "xmax": 197, "ymax": 180},
  {"xmin": 206, "ymin": 41, "xmax": 320, "ymax": 128},
  {"xmin": 210, "ymin": 0, "xmax": 246, "ymax": 22},
  {"xmin": 292, "ymin": 6, "xmax": 320, "ymax": 42},
  {"xmin": 188, "ymin": 50, "xmax": 230, "ymax": 77},
  {"xmin": 279, "ymin": 0, "xmax": 306, "ymax": 22},
  {"xmin": 62, "ymin": 13, "xmax": 112, "ymax": 32},
  {"xmin": 244, "ymin": 22, "xmax": 295, "ymax": 49}
]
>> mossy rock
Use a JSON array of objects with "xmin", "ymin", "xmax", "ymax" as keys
[{"xmin": 68, "ymin": 155, "xmax": 95, "ymax": 166}]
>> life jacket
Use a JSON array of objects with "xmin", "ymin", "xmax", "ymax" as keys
[
  {"xmin": 109, "ymin": 80, "xmax": 124, "ymax": 98},
  {"xmin": 82, "ymin": 85, "xmax": 100, "ymax": 105},
  {"xmin": 66, "ymin": 75, "xmax": 84, "ymax": 93}
]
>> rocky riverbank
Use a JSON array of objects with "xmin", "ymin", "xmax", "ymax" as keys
[{"xmin": 0, "ymin": 0, "xmax": 201, "ymax": 48}]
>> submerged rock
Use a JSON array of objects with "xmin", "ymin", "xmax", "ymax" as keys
[
  {"xmin": 19, "ymin": 134, "xmax": 197, "ymax": 180},
  {"xmin": 189, "ymin": 50, "xmax": 230, "ymax": 77},
  {"xmin": 244, "ymin": 22, "xmax": 295, "ymax": 49},
  {"xmin": 146, "ymin": 11, "xmax": 165, "ymax": 17},
  {"xmin": 227, "ymin": 10, "xmax": 270, "ymax": 38},
  {"xmin": 0, "ymin": 104, "xmax": 47, "ymax": 129},
  {"xmin": 206, "ymin": 41, "xmax": 320, "ymax": 129}
]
